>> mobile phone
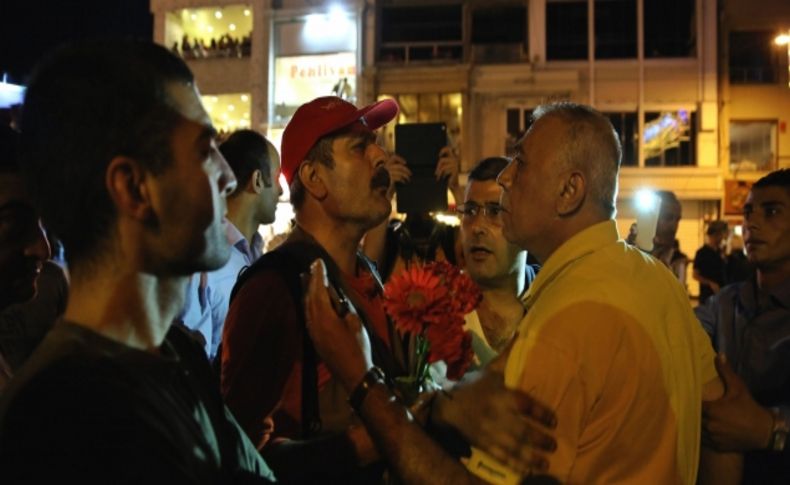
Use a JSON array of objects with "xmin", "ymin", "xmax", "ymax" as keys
[{"xmin": 395, "ymin": 122, "xmax": 448, "ymax": 214}]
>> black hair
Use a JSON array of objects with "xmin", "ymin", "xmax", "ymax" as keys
[
  {"xmin": 753, "ymin": 168, "xmax": 790, "ymax": 190},
  {"xmin": 468, "ymin": 156, "xmax": 510, "ymax": 182},
  {"xmin": 219, "ymin": 130, "xmax": 274, "ymax": 196},
  {"xmin": 20, "ymin": 40, "xmax": 194, "ymax": 267}
]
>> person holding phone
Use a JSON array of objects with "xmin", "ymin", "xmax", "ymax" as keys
[{"xmin": 364, "ymin": 144, "xmax": 465, "ymax": 283}]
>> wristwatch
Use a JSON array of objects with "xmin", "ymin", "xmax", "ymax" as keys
[
  {"xmin": 349, "ymin": 366, "xmax": 386, "ymax": 413},
  {"xmin": 768, "ymin": 408, "xmax": 789, "ymax": 452}
]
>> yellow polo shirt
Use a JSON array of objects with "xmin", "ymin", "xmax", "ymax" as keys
[{"xmin": 470, "ymin": 220, "xmax": 717, "ymax": 484}]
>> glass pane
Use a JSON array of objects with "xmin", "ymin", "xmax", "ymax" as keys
[
  {"xmin": 418, "ymin": 94, "xmax": 440, "ymax": 123},
  {"xmin": 605, "ymin": 112, "xmax": 638, "ymax": 166},
  {"xmin": 644, "ymin": 110, "xmax": 695, "ymax": 166},
  {"xmin": 729, "ymin": 121, "xmax": 777, "ymax": 171},
  {"xmin": 398, "ymin": 95, "xmax": 419, "ymax": 124},
  {"xmin": 546, "ymin": 1, "xmax": 588, "ymax": 60},
  {"xmin": 595, "ymin": 0, "xmax": 636, "ymax": 59},
  {"xmin": 644, "ymin": 0, "xmax": 695, "ymax": 58}
]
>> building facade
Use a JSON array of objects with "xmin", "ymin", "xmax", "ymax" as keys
[{"xmin": 150, "ymin": 0, "xmax": 790, "ymax": 294}]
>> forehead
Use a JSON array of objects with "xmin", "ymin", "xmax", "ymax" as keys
[
  {"xmin": 164, "ymin": 81, "xmax": 212, "ymax": 128},
  {"xmin": 465, "ymin": 179, "xmax": 502, "ymax": 202},
  {"xmin": 747, "ymin": 185, "xmax": 790, "ymax": 205},
  {"xmin": 520, "ymin": 116, "xmax": 566, "ymax": 161},
  {"xmin": 266, "ymin": 142, "xmax": 281, "ymax": 170}
]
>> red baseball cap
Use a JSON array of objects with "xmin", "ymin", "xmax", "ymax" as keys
[{"xmin": 280, "ymin": 96, "xmax": 399, "ymax": 186}]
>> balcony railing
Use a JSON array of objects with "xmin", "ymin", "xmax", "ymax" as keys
[{"xmin": 378, "ymin": 41, "xmax": 463, "ymax": 64}]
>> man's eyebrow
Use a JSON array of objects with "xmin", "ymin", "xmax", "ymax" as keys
[{"xmin": 760, "ymin": 200, "xmax": 786, "ymax": 207}]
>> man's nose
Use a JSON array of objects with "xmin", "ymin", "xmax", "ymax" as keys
[
  {"xmin": 25, "ymin": 220, "xmax": 51, "ymax": 262},
  {"xmin": 216, "ymin": 151, "xmax": 238, "ymax": 197}
]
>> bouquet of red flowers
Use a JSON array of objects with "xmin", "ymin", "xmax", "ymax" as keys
[{"xmin": 383, "ymin": 261, "xmax": 481, "ymax": 398}]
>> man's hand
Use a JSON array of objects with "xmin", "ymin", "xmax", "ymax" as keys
[
  {"xmin": 384, "ymin": 153, "xmax": 411, "ymax": 200},
  {"xmin": 434, "ymin": 146, "xmax": 461, "ymax": 201},
  {"xmin": 702, "ymin": 354, "xmax": 774, "ymax": 451},
  {"xmin": 432, "ymin": 369, "xmax": 557, "ymax": 475},
  {"xmin": 304, "ymin": 259, "xmax": 372, "ymax": 392}
]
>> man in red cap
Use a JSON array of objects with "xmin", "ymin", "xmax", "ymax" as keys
[{"xmin": 220, "ymin": 96, "xmax": 558, "ymax": 483}]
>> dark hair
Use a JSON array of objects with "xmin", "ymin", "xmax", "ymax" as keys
[
  {"xmin": 289, "ymin": 133, "xmax": 337, "ymax": 211},
  {"xmin": 468, "ymin": 156, "xmax": 509, "ymax": 182},
  {"xmin": 0, "ymin": 125, "xmax": 20, "ymax": 174},
  {"xmin": 220, "ymin": 130, "xmax": 274, "ymax": 196},
  {"xmin": 20, "ymin": 40, "xmax": 194, "ymax": 267},
  {"xmin": 656, "ymin": 190, "xmax": 680, "ymax": 210},
  {"xmin": 531, "ymin": 102, "xmax": 622, "ymax": 217},
  {"xmin": 706, "ymin": 220, "xmax": 728, "ymax": 236},
  {"xmin": 753, "ymin": 168, "xmax": 790, "ymax": 190}
]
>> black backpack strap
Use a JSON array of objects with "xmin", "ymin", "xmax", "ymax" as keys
[{"xmin": 227, "ymin": 243, "xmax": 325, "ymax": 439}]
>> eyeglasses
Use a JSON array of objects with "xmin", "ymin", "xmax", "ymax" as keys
[{"xmin": 456, "ymin": 202, "xmax": 505, "ymax": 224}]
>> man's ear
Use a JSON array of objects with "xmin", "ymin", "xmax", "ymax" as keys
[
  {"xmin": 249, "ymin": 169, "xmax": 264, "ymax": 195},
  {"xmin": 105, "ymin": 156, "xmax": 153, "ymax": 221},
  {"xmin": 556, "ymin": 170, "xmax": 586, "ymax": 217},
  {"xmin": 298, "ymin": 161, "xmax": 328, "ymax": 200}
]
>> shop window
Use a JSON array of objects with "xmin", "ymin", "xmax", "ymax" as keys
[
  {"xmin": 201, "ymin": 93, "xmax": 251, "ymax": 137},
  {"xmin": 644, "ymin": 0, "xmax": 695, "ymax": 58},
  {"xmin": 644, "ymin": 110, "xmax": 696, "ymax": 166},
  {"xmin": 605, "ymin": 112, "xmax": 638, "ymax": 166},
  {"xmin": 595, "ymin": 0, "xmax": 636, "ymax": 59},
  {"xmin": 729, "ymin": 31, "xmax": 780, "ymax": 84},
  {"xmin": 379, "ymin": 5, "xmax": 462, "ymax": 63},
  {"xmin": 730, "ymin": 121, "xmax": 777, "ymax": 172},
  {"xmin": 546, "ymin": 0, "xmax": 588, "ymax": 60},
  {"xmin": 165, "ymin": 5, "xmax": 253, "ymax": 60}
]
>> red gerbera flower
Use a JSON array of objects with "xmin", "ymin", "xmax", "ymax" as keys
[{"xmin": 383, "ymin": 264, "xmax": 448, "ymax": 335}]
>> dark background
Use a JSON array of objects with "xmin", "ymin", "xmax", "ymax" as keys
[{"xmin": 0, "ymin": 0, "xmax": 152, "ymax": 84}]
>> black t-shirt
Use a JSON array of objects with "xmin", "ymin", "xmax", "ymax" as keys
[
  {"xmin": 0, "ymin": 322, "xmax": 274, "ymax": 483},
  {"xmin": 694, "ymin": 244, "xmax": 726, "ymax": 304}
]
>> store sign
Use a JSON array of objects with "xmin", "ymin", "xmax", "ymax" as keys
[{"xmin": 274, "ymin": 52, "xmax": 356, "ymax": 109}]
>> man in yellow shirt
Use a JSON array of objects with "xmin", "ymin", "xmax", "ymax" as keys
[{"xmin": 486, "ymin": 102, "xmax": 725, "ymax": 483}]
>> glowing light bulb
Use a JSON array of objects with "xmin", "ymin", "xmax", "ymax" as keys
[{"xmin": 215, "ymin": 10, "xmax": 223, "ymax": 19}]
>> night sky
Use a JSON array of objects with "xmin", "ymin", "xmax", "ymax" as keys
[{"xmin": 0, "ymin": 0, "xmax": 153, "ymax": 84}]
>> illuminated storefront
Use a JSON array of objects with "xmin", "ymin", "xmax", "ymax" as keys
[{"xmin": 269, "ymin": 8, "xmax": 358, "ymax": 146}]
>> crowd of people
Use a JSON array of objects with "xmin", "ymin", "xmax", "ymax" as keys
[
  {"xmin": 0, "ymin": 39, "xmax": 787, "ymax": 484},
  {"xmin": 173, "ymin": 33, "xmax": 252, "ymax": 60}
]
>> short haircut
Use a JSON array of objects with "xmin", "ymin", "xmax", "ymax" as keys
[
  {"xmin": 288, "ymin": 133, "xmax": 338, "ymax": 211},
  {"xmin": 753, "ymin": 168, "xmax": 790, "ymax": 191},
  {"xmin": 706, "ymin": 220, "xmax": 728, "ymax": 236},
  {"xmin": 0, "ymin": 125, "xmax": 20, "ymax": 174},
  {"xmin": 220, "ymin": 130, "xmax": 274, "ymax": 196},
  {"xmin": 656, "ymin": 190, "xmax": 681, "ymax": 214},
  {"xmin": 531, "ymin": 102, "xmax": 622, "ymax": 217},
  {"xmin": 20, "ymin": 41, "xmax": 194, "ymax": 267},
  {"xmin": 468, "ymin": 156, "xmax": 509, "ymax": 183}
]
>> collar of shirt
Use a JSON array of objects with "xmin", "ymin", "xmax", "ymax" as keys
[
  {"xmin": 225, "ymin": 221, "xmax": 263, "ymax": 264},
  {"xmin": 521, "ymin": 220, "xmax": 618, "ymax": 310}
]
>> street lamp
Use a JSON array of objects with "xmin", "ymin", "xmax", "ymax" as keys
[{"xmin": 775, "ymin": 30, "xmax": 790, "ymax": 88}]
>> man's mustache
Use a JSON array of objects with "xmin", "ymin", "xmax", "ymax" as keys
[{"xmin": 370, "ymin": 167, "xmax": 391, "ymax": 190}]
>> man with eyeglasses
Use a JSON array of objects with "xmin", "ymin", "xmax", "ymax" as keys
[{"xmin": 455, "ymin": 157, "xmax": 537, "ymax": 367}]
